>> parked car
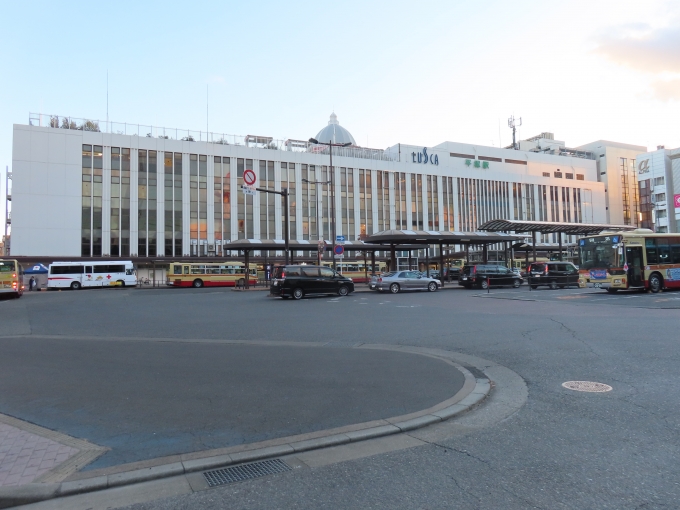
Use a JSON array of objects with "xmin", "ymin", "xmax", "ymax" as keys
[
  {"xmin": 527, "ymin": 262, "xmax": 579, "ymax": 289},
  {"xmin": 458, "ymin": 264, "xmax": 522, "ymax": 289},
  {"xmin": 270, "ymin": 265, "xmax": 354, "ymax": 299},
  {"xmin": 375, "ymin": 270, "xmax": 441, "ymax": 293}
]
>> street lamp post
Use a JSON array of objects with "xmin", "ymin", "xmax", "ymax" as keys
[{"xmin": 308, "ymin": 138, "xmax": 351, "ymax": 271}]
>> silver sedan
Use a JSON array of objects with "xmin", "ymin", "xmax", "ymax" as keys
[{"xmin": 375, "ymin": 271, "xmax": 441, "ymax": 293}]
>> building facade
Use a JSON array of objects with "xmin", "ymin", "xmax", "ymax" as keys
[
  {"xmin": 576, "ymin": 140, "xmax": 648, "ymax": 226},
  {"xmin": 635, "ymin": 146, "xmax": 680, "ymax": 233},
  {"xmin": 10, "ymin": 114, "xmax": 607, "ymax": 258}
]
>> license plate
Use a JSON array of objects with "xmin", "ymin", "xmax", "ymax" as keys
[
  {"xmin": 594, "ymin": 283, "xmax": 601, "ymax": 288},
  {"xmin": 462, "ymin": 277, "xmax": 467, "ymax": 280}
]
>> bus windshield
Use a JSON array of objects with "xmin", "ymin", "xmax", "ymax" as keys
[
  {"xmin": 0, "ymin": 261, "xmax": 15, "ymax": 273},
  {"xmin": 579, "ymin": 237, "xmax": 622, "ymax": 270}
]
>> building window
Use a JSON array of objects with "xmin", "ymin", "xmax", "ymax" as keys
[
  {"xmin": 654, "ymin": 177, "xmax": 665, "ymax": 186},
  {"xmin": 576, "ymin": 174, "xmax": 584, "ymax": 180},
  {"xmin": 506, "ymin": 159, "xmax": 527, "ymax": 165},
  {"xmin": 479, "ymin": 156, "xmax": 502, "ymax": 162},
  {"xmin": 450, "ymin": 153, "xmax": 475, "ymax": 159},
  {"xmin": 654, "ymin": 193, "xmax": 666, "ymax": 203},
  {"xmin": 280, "ymin": 163, "xmax": 296, "ymax": 240},
  {"xmin": 554, "ymin": 172, "xmax": 562, "ymax": 178},
  {"xmin": 566, "ymin": 173, "xmax": 573, "ymax": 179},
  {"xmin": 542, "ymin": 172, "xmax": 550, "ymax": 177}
]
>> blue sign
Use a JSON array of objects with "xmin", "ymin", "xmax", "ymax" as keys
[
  {"xmin": 589, "ymin": 269, "xmax": 608, "ymax": 280},
  {"xmin": 334, "ymin": 245, "xmax": 345, "ymax": 255},
  {"xmin": 411, "ymin": 147, "xmax": 439, "ymax": 165},
  {"xmin": 612, "ymin": 236, "xmax": 620, "ymax": 243},
  {"xmin": 336, "ymin": 235, "xmax": 345, "ymax": 242}
]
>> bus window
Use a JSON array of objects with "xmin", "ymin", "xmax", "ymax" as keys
[
  {"xmin": 173, "ymin": 265, "xmax": 182, "ymax": 275},
  {"xmin": 184, "ymin": 265, "xmax": 190, "ymax": 275}
]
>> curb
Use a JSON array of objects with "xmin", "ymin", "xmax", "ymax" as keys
[{"xmin": 0, "ymin": 349, "xmax": 491, "ymax": 509}]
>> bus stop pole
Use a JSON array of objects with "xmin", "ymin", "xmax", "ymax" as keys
[
  {"xmin": 558, "ymin": 234, "xmax": 563, "ymax": 261},
  {"xmin": 439, "ymin": 243, "xmax": 444, "ymax": 287},
  {"xmin": 371, "ymin": 250, "xmax": 376, "ymax": 275},
  {"xmin": 426, "ymin": 247, "xmax": 430, "ymax": 277},
  {"xmin": 532, "ymin": 231, "xmax": 537, "ymax": 262},
  {"xmin": 245, "ymin": 249, "xmax": 250, "ymax": 289}
]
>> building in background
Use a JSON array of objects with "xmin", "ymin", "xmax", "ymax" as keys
[
  {"xmin": 635, "ymin": 146, "xmax": 680, "ymax": 233},
  {"xmin": 11, "ymin": 113, "xmax": 607, "ymax": 259},
  {"xmin": 576, "ymin": 141, "xmax": 648, "ymax": 226}
]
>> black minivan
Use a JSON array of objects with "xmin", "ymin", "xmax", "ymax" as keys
[
  {"xmin": 527, "ymin": 261, "xmax": 579, "ymax": 289},
  {"xmin": 458, "ymin": 264, "xmax": 522, "ymax": 289},
  {"xmin": 270, "ymin": 265, "xmax": 355, "ymax": 299}
]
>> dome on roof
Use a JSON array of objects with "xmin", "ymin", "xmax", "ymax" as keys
[{"xmin": 314, "ymin": 113, "xmax": 356, "ymax": 146}]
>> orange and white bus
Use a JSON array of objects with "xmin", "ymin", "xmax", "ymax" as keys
[
  {"xmin": 0, "ymin": 259, "xmax": 24, "ymax": 298},
  {"xmin": 579, "ymin": 229, "xmax": 680, "ymax": 293},
  {"xmin": 167, "ymin": 261, "xmax": 257, "ymax": 288}
]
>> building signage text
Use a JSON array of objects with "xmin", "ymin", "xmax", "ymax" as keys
[
  {"xmin": 638, "ymin": 159, "xmax": 650, "ymax": 174},
  {"xmin": 465, "ymin": 159, "xmax": 490, "ymax": 169},
  {"xmin": 411, "ymin": 147, "xmax": 439, "ymax": 165}
]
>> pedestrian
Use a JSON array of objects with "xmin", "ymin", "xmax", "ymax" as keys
[{"xmin": 29, "ymin": 276, "xmax": 36, "ymax": 291}]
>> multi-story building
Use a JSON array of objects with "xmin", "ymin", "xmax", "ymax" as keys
[
  {"xmin": 575, "ymin": 140, "xmax": 648, "ymax": 226},
  {"xmin": 10, "ymin": 113, "xmax": 607, "ymax": 259},
  {"xmin": 635, "ymin": 146, "xmax": 680, "ymax": 233}
]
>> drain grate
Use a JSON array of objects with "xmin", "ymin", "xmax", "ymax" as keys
[
  {"xmin": 204, "ymin": 459, "xmax": 291, "ymax": 487},
  {"xmin": 562, "ymin": 381, "xmax": 612, "ymax": 392}
]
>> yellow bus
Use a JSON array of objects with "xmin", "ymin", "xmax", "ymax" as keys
[
  {"xmin": 167, "ymin": 261, "xmax": 257, "ymax": 288},
  {"xmin": 322, "ymin": 260, "xmax": 387, "ymax": 283},
  {"xmin": 0, "ymin": 259, "xmax": 24, "ymax": 298},
  {"xmin": 578, "ymin": 229, "xmax": 680, "ymax": 293}
]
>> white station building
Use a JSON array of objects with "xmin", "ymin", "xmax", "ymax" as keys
[{"xmin": 9, "ymin": 113, "xmax": 607, "ymax": 259}]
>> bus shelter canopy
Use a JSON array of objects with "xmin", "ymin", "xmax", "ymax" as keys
[
  {"xmin": 224, "ymin": 239, "xmax": 422, "ymax": 252},
  {"xmin": 479, "ymin": 219, "xmax": 637, "ymax": 235},
  {"xmin": 363, "ymin": 230, "xmax": 526, "ymax": 245}
]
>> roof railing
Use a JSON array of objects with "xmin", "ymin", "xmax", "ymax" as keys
[{"xmin": 28, "ymin": 113, "xmax": 398, "ymax": 162}]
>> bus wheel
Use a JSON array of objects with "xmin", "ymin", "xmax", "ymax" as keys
[
  {"xmin": 649, "ymin": 273, "xmax": 663, "ymax": 293},
  {"xmin": 70, "ymin": 281, "xmax": 81, "ymax": 290},
  {"xmin": 193, "ymin": 279, "xmax": 204, "ymax": 288},
  {"xmin": 117, "ymin": 280, "xmax": 125, "ymax": 287}
]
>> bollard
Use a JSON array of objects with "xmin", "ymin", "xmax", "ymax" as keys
[{"xmin": 487, "ymin": 276, "xmax": 490, "ymax": 294}]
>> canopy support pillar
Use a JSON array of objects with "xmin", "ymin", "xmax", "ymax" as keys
[{"xmin": 439, "ymin": 243, "xmax": 444, "ymax": 287}]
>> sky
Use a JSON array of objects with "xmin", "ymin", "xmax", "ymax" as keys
[{"xmin": 1, "ymin": 0, "xmax": 679, "ymax": 228}]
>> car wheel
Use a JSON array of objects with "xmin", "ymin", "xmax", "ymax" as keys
[
  {"xmin": 389, "ymin": 283, "xmax": 400, "ymax": 294},
  {"xmin": 513, "ymin": 279, "xmax": 520, "ymax": 288},
  {"xmin": 549, "ymin": 281, "xmax": 558, "ymax": 290},
  {"xmin": 481, "ymin": 279, "xmax": 489, "ymax": 290},
  {"xmin": 293, "ymin": 288, "xmax": 304, "ymax": 300},
  {"xmin": 649, "ymin": 273, "xmax": 663, "ymax": 293},
  {"xmin": 193, "ymin": 279, "xmax": 204, "ymax": 288},
  {"xmin": 70, "ymin": 281, "xmax": 81, "ymax": 290},
  {"xmin": 428, "ymin": 281, "xmax": 437, "ymax": 292},
  {"xmin": 606, "ymin": 288, "xmax": 618, "ymax": 294},
  {"xmin": 338, "ymin": 285, "xmax": 349, "ymax": 296}
]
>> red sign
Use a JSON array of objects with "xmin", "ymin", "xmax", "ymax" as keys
[
  {"xmin": 674, "ymin": 194, "xmax": 680, "ymax": 208},
  {"xmin": 334, "ymin": 245, "xmax": 344, "ymax": 255},
  {"xmin": 243, "ymin": 169, "xmax": 256, "ymax": 186}
]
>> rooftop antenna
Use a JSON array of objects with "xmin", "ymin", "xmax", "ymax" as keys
[
  {"xmin": 206, "ymin": 84, "xmax": 209, "ymax": 138},
  {"xmin": 106, "ymin": 70, "xmax": 109, "ymax": 132},
  {"xmin": 508, "ymin": 115, "xmax": 522, "ymax": 150}
]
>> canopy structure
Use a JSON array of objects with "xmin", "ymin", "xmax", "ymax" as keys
[
  {"xmin": 478, "ymin": 219, "xmax": 637, "ymax": 235},
  {"xmin": 478, "ymin": 219, "xmax": 638, "ymax": 263},
  {"xmin": 23, "ymin": 263, "xmax": 48, "ymax": 274},
  {"xmin": 364, "ymin": 229, "xmax": 526, "ymax": 245}
]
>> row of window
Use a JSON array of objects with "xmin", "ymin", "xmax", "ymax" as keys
[{"xmin": 646, "ymin": 238, "xmax": 680, "ymax": 265}]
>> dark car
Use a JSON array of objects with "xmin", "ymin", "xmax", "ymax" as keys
[
  {"xmin": 527, "ymin": 261, "xmax": 579, "ymax": 289},
  {"xmin": 270, "ymin": 265, "xmax": 355, "ymax": 300},
  {"xmin": 458, "ymin": 264, "xmax": 522, "ymax": 289}
]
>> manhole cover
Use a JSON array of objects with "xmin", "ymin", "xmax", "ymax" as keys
[{"xmin": 562, "ymin": 381, "xmax": 612, "ymax": 392}]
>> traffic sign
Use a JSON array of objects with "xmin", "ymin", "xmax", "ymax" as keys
[
  {"xmin": 334, "ymin": 245, "xmax": 344, "ymax": 256},
  {"xmin": 240, "ymin": 184, "xmax": 256, "ymax": 196},
  {"xmin": 243, "ymin": 169, "xmax": 257, "ymax": 186},
  {"xmin": 336, "ymin": 235, "xmax": 345, "ymax": 243}
]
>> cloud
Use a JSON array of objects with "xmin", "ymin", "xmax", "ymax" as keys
[
  {"xmin": 595, "ymin": 26, "xmax": 680, "ymax": 73},
  {"xmin": 651, "ymin": 79, "xmax": 680, "ymax": 101}
]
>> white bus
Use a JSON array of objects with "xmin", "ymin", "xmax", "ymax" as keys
[{"xmin": 48, "ymin": 261, "xmax": 136, "ymax": 290}]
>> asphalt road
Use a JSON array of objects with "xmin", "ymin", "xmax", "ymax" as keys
[{"xmin": 4, "ymin": 284, "xmax": 680, "ymax": 509}]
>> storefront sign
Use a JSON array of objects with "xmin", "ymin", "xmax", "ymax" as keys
[
  {"xmin": 465, "ymin": 159, "xmax": 490, "ymax": 169},
  {"xmin": 638, "ymin": 159, "xmax": 650, "ymax": 174},
  {"xmin": 674, "ymin": 194, "xmax": 680, "ymax": 208},
  {"xmin": 411, "ymin": 147, "xmax": 439, "ymax": 165}
]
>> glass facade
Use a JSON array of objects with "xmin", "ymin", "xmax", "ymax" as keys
[{"xmin": 74, "ymin": 142, "xmax": 598, "ymax": 259}]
